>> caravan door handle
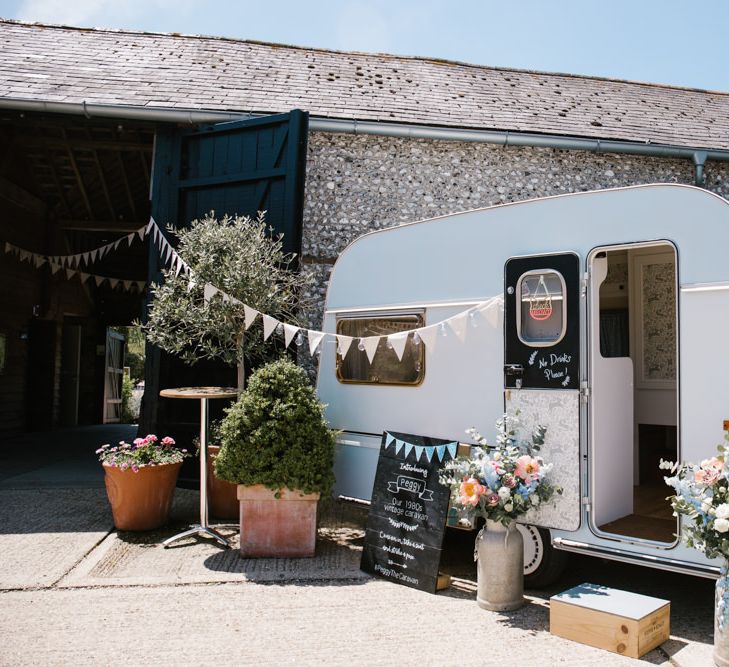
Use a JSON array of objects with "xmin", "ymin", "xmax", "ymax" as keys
[{"xmin": 504, "ymin": 364, "xmax": 524, "ymax": 377}]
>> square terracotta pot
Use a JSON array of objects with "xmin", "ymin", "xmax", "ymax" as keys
[{"xmin": 236, "ymin": 485, "xmax": 320, "ymax": 558}]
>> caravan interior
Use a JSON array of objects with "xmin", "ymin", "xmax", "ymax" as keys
[{"xmin": 590, "ymin": 242, "xmax": 678, "ymax": 544}]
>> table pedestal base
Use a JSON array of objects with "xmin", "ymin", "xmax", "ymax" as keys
[{"xmin": 163, "ymin": 525, "xmax": 231, "ymax": 549}]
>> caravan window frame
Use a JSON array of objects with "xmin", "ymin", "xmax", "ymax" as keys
[
  {"xmin": 335, "ymin": 311, "xmax": 425, "ymax": 386},
  {"xmin": 516, "ymin": 269, "xmax": 568, "ymax": 347}
]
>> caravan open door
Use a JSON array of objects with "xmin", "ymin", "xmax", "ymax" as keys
[{"xmin": 504, "ymin": 252, "xmax": 581, "ymax": 531}]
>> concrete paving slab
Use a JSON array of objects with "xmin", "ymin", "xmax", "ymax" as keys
[{"xmin": 0, "ymin": 488, "xmax": 112, "ymax": 590}]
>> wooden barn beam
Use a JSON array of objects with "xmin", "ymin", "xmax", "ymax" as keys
[
  {"xmin": 18, "ymin": 137, "xmax": 152, "ymax": 152},
  {"xmin": 116, "ymin": 152, "xmax": 138, "ymax": 219},
  {"xmin": 91, "ymin": 149, "xmax": 117, "ymax": 221},
  {"xmin": 58, "ymin": 218, "xmax": 140, "ymax": 232},
  {"xmin": 62, "ymin": 129, "xmax": 94, "ymax": 220},
  {"xmin": 0, "ymin": 176, "xmax": 45, "ymax": 214}
]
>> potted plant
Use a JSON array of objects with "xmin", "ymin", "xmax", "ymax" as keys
[
  {"xmin": 440, "ymin": 414, "xmax": 561, "ymax": 611},
  {"xmin": 96, "ymin": 434, "xmax": 191, "ymax": 530},
  {"xmin": 204, "ymin": 421, "xmax": 239, "ymax": 519},
  {"xmin": 214, "ymin": 358, "xmax": 336, "ymax": 557},
  {"xmin": 661, "ymin": 436, "xmax": 729, "ymax": 666}
]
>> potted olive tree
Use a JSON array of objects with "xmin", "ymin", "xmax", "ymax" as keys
[
  {"xmin": 144, "ymin": 213, "xmax": 312, "ymax": 514},
  {"xmin": 214, "ymin": 358, "xmax": 336, "ymax": 558}
]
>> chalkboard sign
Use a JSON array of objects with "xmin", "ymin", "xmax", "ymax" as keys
[{"xmin": 360, "ymin": 431, "xmax": 458, "ymax": 593}]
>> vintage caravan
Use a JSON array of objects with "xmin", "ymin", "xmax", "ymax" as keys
[{"xmin": 316, "ymin": 183, "xmax": 729, "ymax": 585}]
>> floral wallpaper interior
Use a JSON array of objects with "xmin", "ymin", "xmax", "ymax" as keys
[{"xmin": 642, "ymin": 262, "xmax": 676, "ymax": 381}]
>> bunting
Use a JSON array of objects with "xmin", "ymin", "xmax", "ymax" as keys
[{"xmin": 382, "ymin": 431, "xmax": 459, "ymax": 464}]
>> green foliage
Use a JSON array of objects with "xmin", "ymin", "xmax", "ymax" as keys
[
  {"xmin": 96, "ymin": 434, "xmax": 190, "ymax": 471},
  {"xmin": 143, "ymin": 213, "xmax": 311, "ymax": 372},
  {"xmin": 121, "ymin": 374, "xmax": 135, "ymax": 423},
  {"xmin": 214, "ymin": 358, "xmax": 336, "ymax": 495}
]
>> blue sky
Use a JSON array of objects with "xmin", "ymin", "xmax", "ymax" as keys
[{"xmin": 1, "ymin": 0, "xmax": 728, "ymax": 92}]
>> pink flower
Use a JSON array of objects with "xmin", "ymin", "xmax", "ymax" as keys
[
  {"xmin": 133, "ymin": 438, "xmax": 145, "ymax": 447},
  {"xmin": 120, "ymin": 463, "xmax": 128, "ymax": 471},
  {"xmin": 485, "ymin": 492, "xmax": 499, "ymax": 507},
  {"xmin": 695, "ymin": 457, "xmax": 724, "ymax": 485},
  {"xmin": 145, "ymin": 434, "xmax": 158, "ymax": 443},
  {"xmin": 515, "ymin": 455, "xmax": 541, "ymax": 484},
  {"xmin": 131, "ymin": 465, "xmax": 139, "ymax": 473},
  {"xmin": 458, "ymin": 477, "xmax": 486, "ymax": 506},
  {"xmin": 161, "ymin": 436, "xmax": 175, "ymax": 447},
  {"xmin": 490, "ymin": 459, "xmax": 505, "ymax": 474},
  {"xmin": 502, "ymin": 473, "xmax": 517, "ymax": 488}
]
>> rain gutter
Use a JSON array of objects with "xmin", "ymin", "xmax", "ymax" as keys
[{"xmin": 1, "ymin": 97, "xmax": 725, "ymax": 186}]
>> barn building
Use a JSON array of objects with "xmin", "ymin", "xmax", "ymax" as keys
[{"xmin": 1, "ymin": 18, "xmax": 728, "ymax": 441}]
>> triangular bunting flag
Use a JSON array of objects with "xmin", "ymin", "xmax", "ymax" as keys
[
  {"xmin": 4, "ymin": 242, "xmax": 11, "ymax": 253},
  {"xmin": 447, "ymin": 443, "xmax": 458, "ymax": 459},
  {"xmin": 283, "ymin": 324, "xmax": 299, "ymax": 348},
  {"xmin": 388, "ymin": 333, "xmax": 408, "ymax": 361},
  {"xmin": 424, "ymin": 447, "xmax": 434, "ymax": 463},
  {"xmin": 20, "ymin": 250, "xmax": 30, "ymax": 262},
  {"xmin": 94, "ymin": 275, "xmax": 104, "ymax": 286},
  {"xmin": 404, "ymin": 442, "xmax": 414, "ymax": 459},
  {"xmin": 136, "ymin": 281, "xmax": 146, "ymax": 292},
  {"xmin": 308, "ymin": 330, "xmax": 325, "ymax": 356},
  {"xmin": 123, "ymin": 279, "xmax": 131, "ymax": 290},
  {"xmin": 203, "ymin": 283, "xmax": 218, "ymax": 304},
  {"xmin": 449, "ymin": 312, "xmax": 468, "ymax": 342},
  {"xmin": 175, "ymin": 257, "xmax": 183, "ymax": 276},
  {"xmin": 90, "ymin": 249, "xmax": 98, "ymax": 262},
  {"xmin": 436, "ymin": 444, "xmax": 446, "ymax": 462},
  {"xmin": 262, "ymin": 315, "xmax": 279, "ymax": 341},
  {"xmin": 50, "ymin": 263, "xmax": 61, "ymax": 275},
  {"xmin": 153, "ymin": 226, "xmax": 160, "ymax": 244},
  {"xmin": 146, "ymin": 218, "xmax": 155, "ymax": 235},
  {"xmin": 165, "ymin": 243, "xmax": 173, "ymax": 263},
  {"xmin": 109, "ymin": 278, "xmax": 119, "ymax": 289},
  {"xmin": 395, "ymin": 439, "xmax": 405, "ymax": 456},
  {"xmin": 414, "ymin": 445, "xmax": 424, "ymax": 462},
  {"xmin": 362, "ymin": 336, "xmax": 380, "ymax": 363},
  {"xmin": 385, "ymin": 433, "xmax": 395, "ymax": 448},
  {"xmin": 137, "ymin": 227, "xmax": 145, "ymax": 241},
  {"xmin": 127, "ymin": 233, "xmax": 135, "ymax": 247},
  {"xmin": 66, "ymin": 268, "xmax": 76, "ymax": 279},
  {"xmin": 336, "ymin": 335, "xmax": 354, "ymax": 358},
  {"xmin": 34, "ymin": 256, "xmax": 46, "ymax": 268},
  {"xmin": 83, "ymin": 252, "xmax": 90, "ymax": 264},
  {"xmin": 244, "ymin": 305, "xmax": 259, "ymax": 330},
  {"xmin": 113, "ymin": 239, "xmax": 121, "ymax": 250},
  {"xmin": 417, "ymin": 325, "xmax": 438, "ymax": 353}
]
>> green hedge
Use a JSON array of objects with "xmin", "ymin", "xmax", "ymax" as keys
[{"xmin": 214, "ymin": 358, "xmax": 336, "ymax": 496}]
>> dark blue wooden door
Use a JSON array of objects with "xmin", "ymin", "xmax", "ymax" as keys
[{"xmin": 141, "ymin": 110, "xmax": 309, "ymax": 445}]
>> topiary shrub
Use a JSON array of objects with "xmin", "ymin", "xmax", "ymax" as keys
[{"xmin": 214, "ymin": 358, "xmax": 336, "ymax": 496}]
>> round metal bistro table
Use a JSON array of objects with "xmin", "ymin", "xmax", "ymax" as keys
[{"xmin": 159, "ymin": 386, "xmax": 238, "ymax": 549}]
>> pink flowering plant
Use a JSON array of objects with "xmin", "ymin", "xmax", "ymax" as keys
[
  {"xmin": 96, "ymin": 434, "xmax": 190, "ymax": 473},
  {"xmin": 660, "ymin": 435, "xmax": 729, "ymax": 560},
  {"xmin": 440, "ymin": 414, "xmax": 561, "ymax": 526}
]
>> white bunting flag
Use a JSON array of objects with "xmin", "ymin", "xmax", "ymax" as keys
[
  {"xmin": 109, "ymin": 278, "xmax": 119, "ymax": 289},
  {"xmin": 283, "ymin": 324, "xmax": 299, "ymax": 348},
  {"xmin": 50, "ymin": 263, "xmax": 61, "ymax": 275},
  {"xmin": 113, "ymin": 239, "xmax": 121, "ymax": 251},
  {"xmin": 153, "ymin": 225, "xmax": 160, "ymax": 245},
  {"xmin": 417, "ymin": 325, "xmax": 438, "ymax": 352},
  {"xmin": 262, "ymin": 315, "xmax": 279, "ymax": 340},
  {"xmin": 244, "ymin": 305, "xmax": 259, "ymax": 330},
  {"xmin": 66, "ymin": 268, "xmax": 76, "ymax": 279},
  {"xmin": 4, "ymin": 242, "xmax": 11, "ymax": 253},
  {"xmin": 126, "ymin": 233, "xmax": 135, "ymax": 247},
  {"xmin": 387, "ymin": 333, "xmax": 408, "ymax": 361},
  {"xmin": 137, "ymin": 227, "xmax": 145, "ymax": 241},
  {"xmin": 336, "ymin": 335, "xmax": 354, "ymax": 358},
  {"xmin": 136, "ymin": 281, "xmax": 146, "ymax": 292},
  {"xmin": 90, "ymin": 249, "xmax": 98, "ymax": 262},
  {"xmin": 203, "ymin": 283, "xmax": 218, "ymax": 304},
  {"xmin": 83, "ymin": 252, "xmax": 90, "ymax": 265},
  {"xmin": 94, "ymin": 275, "xmax": 105, "ymax": 286},
  {"xmin": 20, "ymin": 250, "xmax": 30, "ymax": 262},
  {"xmin": 79, "ymin": 272, "xmax": 91, "ymax": 284},
  {"xmin": 362, "ymin": 336, "xmax": 380, "ymax": 363},
  {"xmin": 122, "ymin": 279, "xmax": 132, "ymax": 290},
  {"xmin": 308, "ymin": 330, "xmax": 325, "ymax": 356},
  {"xmin": 34, "ymin": 256, "xmax": 46, "ymax": 268},
  {"xmin": 449, "ymin": 312, "xmax": 468, "ymax": 342},
  {"xmin": 146, "ymin": 218, "xmax": 155, "ymax": 235}
]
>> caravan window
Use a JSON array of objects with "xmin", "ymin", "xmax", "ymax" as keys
[
  {"xmin": 517, "ymin": 270, "xmax": 567, "ymax": 346},
  {"xmin": 336, "ymin": 314, "xmax": 425, "ymax": 385}
]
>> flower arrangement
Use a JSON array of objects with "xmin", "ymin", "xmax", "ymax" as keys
[
  {"xmin": 440, "ymin": 414, "xmax": 561, "ymax": 525},
  {"xmin": 96, "ymin": 434, "xmax": 190, "ymax": 472},
  {"xmin": 660, "ymin": 436, "xmax": 729, "ymax": 560}
]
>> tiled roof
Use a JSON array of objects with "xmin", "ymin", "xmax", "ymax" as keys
[{"xmin": 2, "ymin": 19, "xmax": 729, "ymax": 150}]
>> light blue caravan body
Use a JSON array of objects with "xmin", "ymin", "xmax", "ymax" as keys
[{"xmin": 317, "ymin": 184, "xmax": 729, "ymax": 580}]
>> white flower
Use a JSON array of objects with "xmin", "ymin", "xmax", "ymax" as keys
[
  {"xmin": 498, "ymin": 487, "xmax": 511, "ymax": 500},
  {"xmin": 504, "ymin": 503, "xmax": 513, "ymax": 512},
  {"xmin": 716, "ymin": 504, "xmax": 729, "ymax": 520},
  {"xmin": 702, "ymin": 501, "xmax": 713, "ymax": 513},
  {"xmin": 715, "ymin": 518, "xmax": 729, "ymax": 533},
  {"xmin": 530, "ymin": 494, "xmax": 541, "ymax": 506}
]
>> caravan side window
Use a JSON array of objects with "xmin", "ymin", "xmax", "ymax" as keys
[
  {"xmin": 336, "ymin": 314, "xmax": 425, "ymax": 385},
  {"xmin": 517, "ymin": 270, "xmax": 567, "ymax": 346}
]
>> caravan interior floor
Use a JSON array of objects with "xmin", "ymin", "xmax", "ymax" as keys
[{"xmin": 598, "ymin": 485, "xmax": 676, "ymax": 543}]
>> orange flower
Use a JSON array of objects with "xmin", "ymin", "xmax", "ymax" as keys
[{"xmin": 459, "ymin": 477, "xmax": 486, "ymax": 506}]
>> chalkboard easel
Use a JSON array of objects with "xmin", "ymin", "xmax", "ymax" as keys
[{"xmin": 360, "ymin": 431, "xmax": 458, "ymax": 594}]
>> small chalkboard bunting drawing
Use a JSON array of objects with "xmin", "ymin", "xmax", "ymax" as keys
[{"xmin": 360, "ymin": 431, "xmax": 459, "ymax": 594}]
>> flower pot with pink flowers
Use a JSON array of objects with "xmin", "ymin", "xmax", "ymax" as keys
[
  {"xmin": 97, "ymin": 434, "xmax": 191, "ymax": 531},
  {"xmin": 440, "ymin": 414, "xmax": 561, "ymax": 611}
]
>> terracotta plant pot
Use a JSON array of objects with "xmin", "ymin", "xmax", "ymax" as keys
[
  {"xmin": 207, "ymin": 445, "xmax": 239, "ymax": 519},
  {"xmin": 237, "ymin": 484, "xmax": 320, "ymax": 558},
  {"xmin": 103, "ymin": 461, "xmax": 182, "ymax": 531}
]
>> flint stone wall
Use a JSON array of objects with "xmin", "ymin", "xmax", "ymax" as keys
[{"xmin": 299, "ymin": 131, "xmax": 729, "ymax": 332}]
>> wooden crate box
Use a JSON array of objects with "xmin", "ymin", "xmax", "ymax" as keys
[{"xmin": 550, "ymin": 583, "xmax": 670, "ymax": 659}]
